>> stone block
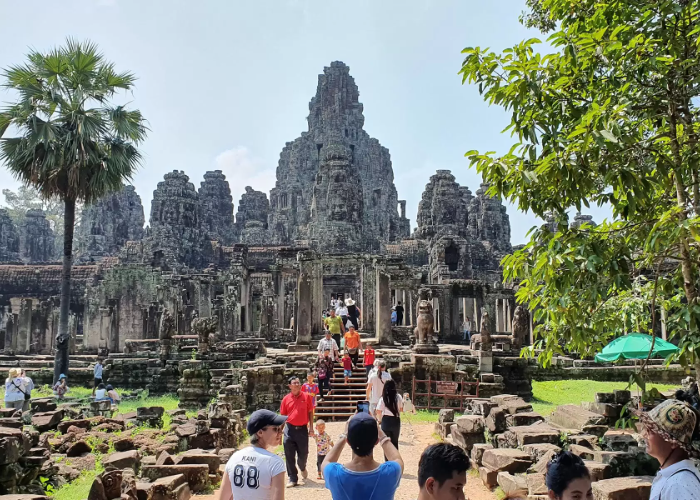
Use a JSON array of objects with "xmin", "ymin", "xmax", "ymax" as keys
[
  {"xmin": 601, "ymin": 430, "xmax": 638, "ymax": 451},
  {"xmin": 471, "ymin": 400, "xmax": 498, "ymax": 417},
  {"xmin": 582, "ymin": 425, "xmax": 609, "ymax": 437},
  {"xmin": 31, "ymin": 410, "xmax": 63, "ymax": 432},
  {"xmin": 482, "ymin": 449, "xmax": 531, "ymax": 473},
  {"xmin": 506, "ymin": 412, "xmax": 544, "ymax": 427},
  {"xmin": 438, "ymin": 409, "xmax": 454, "ymax": 424},
  {"xmin": 485, "ymin": 408, "xmax": 506, "ymax": 433},
  {"xmin": 0, "ymin": 437, "xmax": 22, "ymax": 465},
  {"xmin": 178, "ymin": 451, "xmax": 220, "ymax": 474},
  {"xmin": 592, "ymin": 450, "xmax": 629, "ymax": 465},
  {"xmin": 527, "ymin": 473, "xmax": 548, "ymax": 496},
  {"xmin": 507, "ymin": 424, "xmax": 560, "ymax": 447},
  {"xmin": 0, "ymin": 418, "xmax": 23, "ymax": 429},
  {"xmin": 434, "ymin": 422, "xmax": 454, "ymax": 440},
  {"xmin": 66, "ymin": 440, "xmax": 92, "ymax": 457},
  {"xmin": 157, "ymin": 451, "xmax": 175, "ymax": 466},
  {"xmin": 490, "ymin": 394, "xmax": 520, "ymax": 405},
  {"xmin": 0, "ymin": 495, "xmax": 48, "ymax": 500},
  {"xmin": 114, "ymin": 438, "xmax": 135, "ymax": 452},
  {"xmin": 569, "ymin": 444, "xmax": 595, "ymax": 460},
  {"xmin": 218, "ymin": 449, "xmax": 236, "ymax": 462},
  {"xmin": 522, "ymin": 443, "xmax": 561, "ymax": 463},
  {"xmin": 451, "ymin": 428, "xmax": 485, "ymax": 452},
  {"xmin": 548, "ymin": 405, "xmax": 606, "ymax": 431},
  {"xmin": 591, "ymin": 476, "xmax": 654, "ymax": 500},
  {"xmin": 471, "ymin": 444, "xmax": 493, "ymax": 467},
  {"xmin": 103, "ymin": 450, "xmax": 140, "ymax": 471},
  {"xmin": 175, "ymin": 424, "xmax": 196, "ymax": 438},
  {"xmin": 479, "ymin": 466, "xmax": 499, "ymax": 488},
  {"xmin": 502, "ymin": 400, "xmax": 533, "ymax": 415},
  {"xmin": 595, "ymin": 392, "xmax": 615, "ymax": 403},
  {"xmin": 455, "ymin": 415, "xmax": 484, "ymax": 434},
  {"xmin": 568, "ymin": 434, "xmax": 599, "ymax": 449},
  {"xmin": 582, "ymin": 402, "xmax": 622, "ymax": 418},
  {"xmin": 497, "ymin": 472, "xmax": 527, "ymax": 496},
  {"xmin": 141, "ymin": 465, "xmax": 209, "ymax": 493},
  {"xmin": 614, "ymin": 390, "xmax": 631, "ymax": 405},
  {"xmin": 531, "ymin": 449, "xmax": 559, "ymax": 475},
  {"xmin": 583, "ymin": 460, "xmax": 612, "ymax": 482},
  {"xmin": 148, "ymin": 474, "xmax": 191, "ymax": 500}
]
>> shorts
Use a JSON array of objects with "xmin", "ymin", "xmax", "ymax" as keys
[
  {"xmin": 343, "ymin": 369, "xmax": 353, "ymax": 377},
  {"xmin": 94, "ymin": 378, "xmax": 103, "ymax": 387}
]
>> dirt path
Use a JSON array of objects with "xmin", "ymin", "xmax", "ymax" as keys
[{"xmin": 202, "ymin": 422, "xmax": 497, "ymax": 500}]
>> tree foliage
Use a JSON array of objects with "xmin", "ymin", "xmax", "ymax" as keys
[
  {"xmin": 460, "ymin": 0, "xmax": 700, "ymax": 372},
  {"xmin": 0, "ymin": 39, "xmax": 147, "ymax": 380}
]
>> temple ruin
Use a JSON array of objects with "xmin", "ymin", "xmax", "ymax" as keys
[{"xmin": 0, "ymin": 61, "xmax": 538, "ymax": 413}]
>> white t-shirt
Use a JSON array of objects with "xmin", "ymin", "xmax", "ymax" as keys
[
  {"xmin": 225, "ymin": 446, "xmax": 285, "ymax": 500},
  {"xmin": 336, "ymin": 305, "xmax": 348, "ymax": 317},
  {"xmin": 376, "ymin": 394, "xmax": 404, "ymax": 417},
  {"xmin": 367, "ymin": 371, "xmax": 392, "ymax": 404},
  {"xmin": 650, "ymin": 459, "xmax": 700, "ymax": 500}
]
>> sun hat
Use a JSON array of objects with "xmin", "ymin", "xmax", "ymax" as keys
[
  {"xmin": 59, "ymin": 374, "xmax": 67, "ymax": 380},
  {"xmin": 345, "ymin": 298, "xmax": 356, "ymax": 306},
  {"xmin": 636, "ymin": 399, "xmax": 698, "ymax": 453}
]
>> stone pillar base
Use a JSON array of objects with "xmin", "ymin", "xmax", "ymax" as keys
[
  {"xmin": 412, "ymin": 343, "xmax": 440, "ymax": 354},
  {"xmin": 478, "ymin": 351, "xmax": 493, "ymax": 373}
]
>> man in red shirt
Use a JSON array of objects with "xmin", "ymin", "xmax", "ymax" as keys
[{"xmin": 280, "ymin": 375, "xmax": 314, "ymax": 488}]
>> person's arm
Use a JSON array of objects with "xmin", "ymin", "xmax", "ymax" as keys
[
  {"xmin": 270, "ymin": 472, "xmax": 285, "ymax": 500},
  {"xmin": 378, "ymin": 427, "xmax": 404, "ymax": 473},
  {"xmin": 307, "ymin": 396, "xmax": 314, "ymax": 433},
  {"xmin": 366, "ymin": 377, "xmax": 373, "ymax": 400},
  {"xmin": 217, "ymin": 470, "xmax": 233, "ymax": 500}
]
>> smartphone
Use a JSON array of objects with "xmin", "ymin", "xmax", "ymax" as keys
[{"xmin": 356, "ymin": 400, "xmax": 370, "ymax": 413}]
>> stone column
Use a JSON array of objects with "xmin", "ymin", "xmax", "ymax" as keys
[
  {"xmin": 375, "ymin": 269, "xmax": 392, "ymax": 344},
  {"xmin": 15, "ymin": 298, "xmax": 32, "ymax": 354},
  {"xmin": 495, "ymin": 299, "xmax": 500, "ymax": 334},
  {"xmin": 408, "ymin": 291, "xmax": 413, "ymax": 326},
  {"xmin": 506, "ymin": 300, "xmax": 512, "ymax": 333},
  {"xmin": 502, "ymin": 299, "xmax": 508, "ymax": 333},
  {"xmin": 473, "ymin": 298, "xmax": 479, "ymax": 333},
  {"xmin": 293, "ymin": 270, "xmax": 313, "ymax": 350},
  {"xmin": 402, "ymin": 290, "xmax": 406, "ymax": 325}
]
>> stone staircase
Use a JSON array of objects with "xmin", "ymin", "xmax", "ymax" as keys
[{"xmin": 314, "ymin": 353, "xmax": 371, "ymax": 421}]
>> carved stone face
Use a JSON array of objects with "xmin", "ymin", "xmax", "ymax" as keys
[{"xmin": 330, "ymin": 199, "xmax": 348, "ymax": 221}]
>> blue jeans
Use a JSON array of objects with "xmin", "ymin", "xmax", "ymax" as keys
[{"xmin": 464, "ymin": 330, "xmax": 471, "ymax": 342}]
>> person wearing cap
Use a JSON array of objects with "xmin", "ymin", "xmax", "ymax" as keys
[
  {"xmin": 322, "ymin": 412, "xmax": 404, "ymax": 500},
  {"xmin": 52, "ymin": 374, "xmax": 69, "ymax": 399},
  {"xmin": 280, "ymin": 376, "xmax": 314, "ymax": 488},
  {"xmin": 637, "ymin": 398, "xmax": 700, "ymax": 499},
  {"xmin": 218, "ymin": 409, "xmax": 287, "ymax": 500}
]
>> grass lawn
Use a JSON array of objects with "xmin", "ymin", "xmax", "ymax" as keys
[
  {"xmin": 400, "ymin": 379, "xmax": 679, "ymax": 422},
  {"xmin": 530, "ymin": 380, "xmax": 677, "ymax": 416}
]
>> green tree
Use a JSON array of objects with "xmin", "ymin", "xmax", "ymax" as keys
[
  {"xmin": 0, "ymin": 39, "xmax": 147, "ymax": 381},
  {"xmin": 460, "ymin": 0, "xmax": 700, "ymax": 373}
]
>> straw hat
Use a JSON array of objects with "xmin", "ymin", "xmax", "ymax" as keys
[
  {"xmin": 345, "ymin": 298, "xmax": 356, "ymax": 306},
  {"xmin": 636, "ymin": 399, "xmax": 698, "ymax": 453}
]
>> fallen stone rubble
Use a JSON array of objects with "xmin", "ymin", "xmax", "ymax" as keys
[
  {"xmin": 437, "ymin": 391, "xmax": 662, "ymax": 500},
  {"xmin": 0, "ymin": 400, "xmax": 245, "ymax": 500}
]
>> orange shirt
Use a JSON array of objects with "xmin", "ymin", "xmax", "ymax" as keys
[
  {"xmin": 280, "ymin": 391, "xmax": 313, "ymax": 426},
  {"xmin": 344, "ymin": 331, "xmax": 361, "ymax": 349}
]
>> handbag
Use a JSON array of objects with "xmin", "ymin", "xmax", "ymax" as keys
[{"xmin": 348, "ymin": 347, "xmax": 358, "ymax": 355}]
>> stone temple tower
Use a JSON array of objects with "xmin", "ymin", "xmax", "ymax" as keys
[
  {"xmin": 308, "ymin": 143, "xmax": 364, "ymax": 252},
  {"xmin": 268, "ymin": 61, "xmax": 410, "ymax": 250}
]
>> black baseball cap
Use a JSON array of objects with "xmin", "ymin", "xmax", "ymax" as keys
[
  {"xmin": 247, "ymin": 409, "xmax": 287, "ymax": 435},
  {"xmin": 347, "ymin": 412, "xmax": 378, "ymax": 455}
]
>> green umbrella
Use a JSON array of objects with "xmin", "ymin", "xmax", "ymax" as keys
[{"xmin": 594, "ymin": 332, "xmax": 679, "ymax": 363}]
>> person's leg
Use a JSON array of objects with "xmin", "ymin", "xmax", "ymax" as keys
[
  {"xmin": 350, "ymin": 316, "xmax": 359, "ymax": 329},
  {"xmin": 284, "ymin": 429, "xmax": 299, "ymax": 484},
  {"xmin": 22, "ymin": 399, "xmax": 29, "ymax": 412},
  {"xmin": 332, "ymin": 334, "xmax": 341, "ymax": 351},
  {"xmin": 319, "ymin": 378, "xmax": 325, "ymax": 399},
  {"xmin": 317, "ymin": 454, "xmax": 324, "ymax": 478},
  {"xmin": 365, "ymin": 365, "xmax": 372, "ymax": 378},
  {"xmin": 297, "ymin": 427, "xmax": 309, "ymax": 478}
]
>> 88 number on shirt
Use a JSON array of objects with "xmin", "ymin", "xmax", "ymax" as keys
[{"xmin": 233, "ymin": 464, "xmax": 259, "ymax": 489}]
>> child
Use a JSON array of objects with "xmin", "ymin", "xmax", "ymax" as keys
[
  {"xmin": 363, "ymin": 345, "xmax": 375, "ymax": 378},
  {"xmin": 312, "ymin": 419, "xmax": 333, "ymax": 480},
  {"xmin": 94, "ymin": 383, "xmax": 108, "ymax": 401},
  {"xmin": 302, "ymin": 371, "xmax": 320, "ymax": 412},
  {"xmin": 342, "ymin": 352, "xmax": 353, "ymax": 383},
  {"xmin": 52, "ymin": 374, "xmax": 69, "ymax": 399},
  {"xmin": 106, "ymin": 384, "xmax": 121, "ymax": 405},
  {"xmin": 403, "ymin": 392, "xmax": 417, "ymax": 414},
  {"xmin": 316, "ymin": 350, "xmax": 333, "ymax": 400}
]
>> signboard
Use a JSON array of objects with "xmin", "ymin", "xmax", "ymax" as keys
[{"xmin": 435, "ymin": 381, "xmax": 458, "ymax": 394}]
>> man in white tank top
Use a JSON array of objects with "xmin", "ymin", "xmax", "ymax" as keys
[{"xmin": 217, "ymin": 409, "xmax": 287, "ymax": 500}]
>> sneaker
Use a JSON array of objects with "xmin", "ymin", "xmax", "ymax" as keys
[
  {"xmin": 301, "ymin": 468, "xmax": 308, "ymax": 479},
  {"xmin": 286, "ymin": 481, "xmax": 298, "ymax": 488},
  {"xmin": 317, "ymin": 473, "xmax": 323, "ymax": 480}
]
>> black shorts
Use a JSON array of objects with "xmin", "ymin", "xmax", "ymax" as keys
[{"xmin": 94, "ymin": 378, "xmax": 103, "ymax": 387}]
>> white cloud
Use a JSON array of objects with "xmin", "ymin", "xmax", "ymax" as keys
[{"xmin": 214, "ymin": 147, "xmax": 276, "ymax": 208}]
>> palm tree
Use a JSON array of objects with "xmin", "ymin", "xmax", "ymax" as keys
[{"xmin": 0, "ymin": 39, "xmax": 147, "ymax": 382}]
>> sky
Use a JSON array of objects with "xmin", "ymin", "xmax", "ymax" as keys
[{"xmin": 0, "ymin": 0, "xmax": 610, "ymax": 244}]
